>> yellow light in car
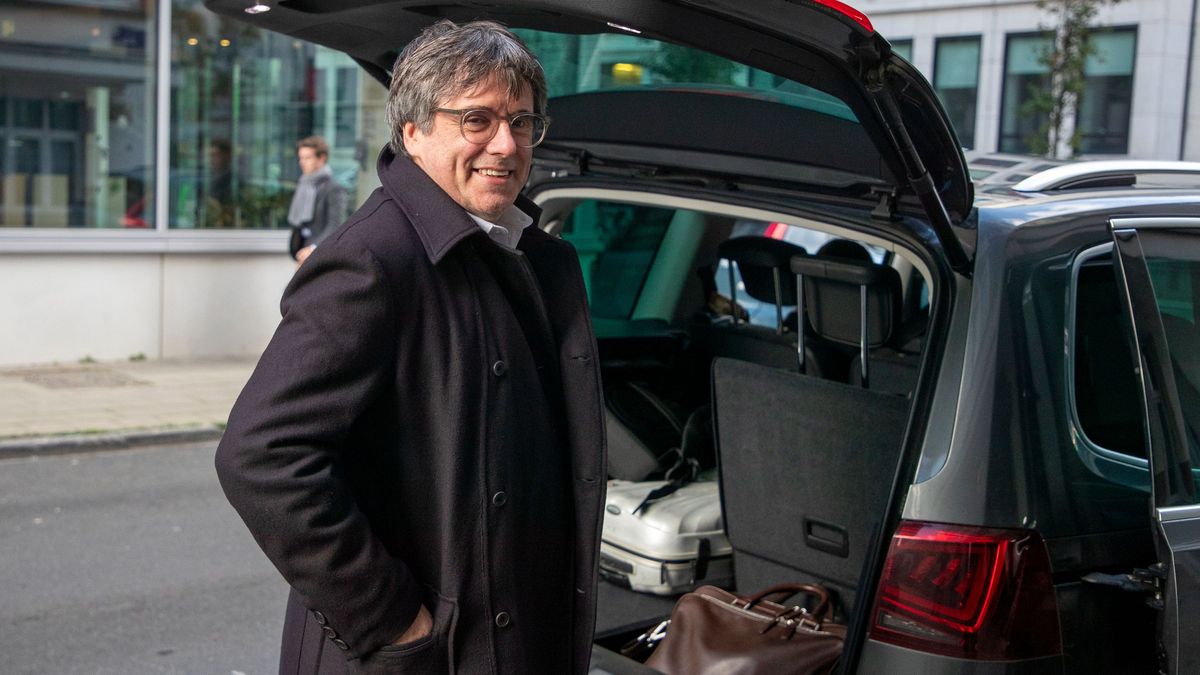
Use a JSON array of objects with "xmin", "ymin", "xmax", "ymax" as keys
[
  {"xmin": 611, "ymin": 62, "xmax": 644, "ymax": 84},
  {"xmin": 220, "ymin": 39, "xmax": 231, "ymax": 47}
]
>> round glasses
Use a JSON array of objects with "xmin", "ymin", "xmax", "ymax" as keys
[{"xmin": 434, "ymin": 108, "xmax": 550, "ymax": 148}]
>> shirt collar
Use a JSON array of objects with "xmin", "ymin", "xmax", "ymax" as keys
[{"xmin": 467, "ymin": 205, "xmax": 533, "ymax": 250}]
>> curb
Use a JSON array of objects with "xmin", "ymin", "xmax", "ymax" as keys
[{"xmin": 0, "ymin": 426, "xmax": 225, "ymax": 460}]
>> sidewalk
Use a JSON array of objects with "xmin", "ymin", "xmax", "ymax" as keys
[{"xmin": 0, "ymin": 357, "xmax": 256, "ymax": 457}]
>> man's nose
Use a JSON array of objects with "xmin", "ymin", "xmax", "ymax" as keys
[{"xmin": 487, "ymin": 120, "xmax": 519, "ymax": 154}]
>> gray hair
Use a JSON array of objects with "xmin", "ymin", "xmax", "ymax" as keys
[{"xmin": 386, "ymin": 20, "xmax": 548, "ymax": 156}]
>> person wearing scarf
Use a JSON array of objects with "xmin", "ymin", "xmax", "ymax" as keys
[{"xmin": 287, "ymin": 136, "xmax": 348, "ymax": 265}]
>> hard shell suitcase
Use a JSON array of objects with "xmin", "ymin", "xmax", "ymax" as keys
[{"xmin": 600, "ymin": 478, "xmax": 734, "ymax": 595}]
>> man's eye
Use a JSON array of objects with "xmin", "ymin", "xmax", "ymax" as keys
[
  {"xmin": 509, "ymin": 116, "xmax": 531, "ymax": 131},
  {"xmin": 462, "ymin": 112, "xmax": 492, "ymax": 129}
]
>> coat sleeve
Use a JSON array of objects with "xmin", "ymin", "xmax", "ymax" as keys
[
  {"xmin": 215, "ymin": 236, "xmax": 422, "ymax": 660},
  {"xmin": 311, "ymin": 183, "xmax": 349, "ymax": 248}
]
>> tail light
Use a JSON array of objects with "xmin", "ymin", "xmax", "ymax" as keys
[
  {"xmin": 809, "ymin": 0, "xmax": 874, "ymax": 33},
  {"xmin": 869, "ymin": 520, "xmax": 1062, "ymax": 660}
]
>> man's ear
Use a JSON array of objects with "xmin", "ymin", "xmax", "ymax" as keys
[{"xmin": 402, "ymin": 121, "xmax": 423, "ymax": 159}]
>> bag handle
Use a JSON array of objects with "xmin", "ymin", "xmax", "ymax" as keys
[{"xmin": 742, "ymin": 583, "xmax": 832, "ymax": 621}]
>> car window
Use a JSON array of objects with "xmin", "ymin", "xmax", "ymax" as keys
[
  {"xmin": 512, "ymin": 30, "xmax": 857, "ymax": 122},
  {"xmin": 1145, "ymin": 256, "xmax": 1200, "ymax": 475},
  {"xmin": 559, "ymin": 200, "xmax": 674, "ymax": 320},
  {"xmin": 1072, "ymin": 251, "xmax": 1148, "ymax": 461}
]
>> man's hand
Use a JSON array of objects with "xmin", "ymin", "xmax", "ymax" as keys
[
  {"xmin": 389, "ymin": 604, "xmax": 433, "ymax": 646},
  {"xmin": 296, "ymin": 244, "xmax": 316, "ymax": 266}
]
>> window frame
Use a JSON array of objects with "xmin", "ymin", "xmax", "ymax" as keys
[{"xmin": 1068, "ymin": 242, "xmax": 1152, "ymax": 487}]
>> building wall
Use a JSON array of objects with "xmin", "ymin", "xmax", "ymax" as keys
[
  {"xmin": 859, "ymin": 0, "xmax": 1199, "ymax": 159},
  {"xmin": 0, "ymin": 252, "xmax": 292, "ymax": 367}
]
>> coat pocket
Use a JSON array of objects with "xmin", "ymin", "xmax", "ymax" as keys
[{"xmin": 362, "ymin": 589, "xmax": 458, "ymax": 674}]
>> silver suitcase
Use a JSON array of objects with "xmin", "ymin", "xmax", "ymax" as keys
[{"xmin": 599, "ymin": 478, "xmax": 733, "ymax": 595}]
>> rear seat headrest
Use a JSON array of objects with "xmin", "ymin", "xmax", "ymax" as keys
[
  {"xmin": 716, "ymin": 236, "xmax": 807, "ymax": 305},
  {"xmin": 790, "ymin": 255, "xmax": 902, "ymax": 348}
]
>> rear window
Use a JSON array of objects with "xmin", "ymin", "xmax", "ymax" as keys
[{"xmin": 512, "ymin": 30, "xmax": 858, "ymax": 122}]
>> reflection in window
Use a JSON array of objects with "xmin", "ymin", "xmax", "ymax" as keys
[
  {"xmin": 934, "ymin": 37, "xmax": 980, "ymax": 149},
  {"xmin": 0, "ymin": 2, "xmax": 156, "ymax": 228},
  {"xmin": 170, "ymin": 0, "xmax": 361, "ymax": 229},
  {"xmin": 1078, "ymin": 29, "xmax": 1136, "ymax": 155},
  {"xmin": 514, "ymin": 30, "xmax": 857, "ymax": 122}
]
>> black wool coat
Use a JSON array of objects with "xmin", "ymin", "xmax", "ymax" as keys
[{"xmin": 216, "ymin": 149, "xmax": 606, "ymax": 674}]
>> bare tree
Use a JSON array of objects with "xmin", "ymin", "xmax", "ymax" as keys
[{"xmin": 1022, "ymin": 0, "xmax": 1121, "ymax": 158}]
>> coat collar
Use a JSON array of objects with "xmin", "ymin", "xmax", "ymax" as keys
[{"xmin": 376, "ymin": 147, "xmax": 543, "ymax": 264}]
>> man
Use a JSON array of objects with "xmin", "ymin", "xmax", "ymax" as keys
[
  {"xmin": 287, "ymin": 136, "xmax": 348, "ymax": 265},
  {"xmin": 215, "ymin": 19, "xmax": 606, "ymax": 675}
]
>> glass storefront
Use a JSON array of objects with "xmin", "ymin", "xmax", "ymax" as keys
[
  {"xmin": 168, "ymin": 0, "xmax": 361, "ymax": 230},
  {"xmin": 0, "ymin": 0, "xmax": 156, "ymax": 228},
  {"xmin": 0, "ymin": 0, "xmax": 363, "ymax": 231}
]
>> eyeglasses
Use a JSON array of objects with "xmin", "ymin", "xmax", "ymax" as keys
[{"xmin": 434, "ymin": 108, "xmax": 550, "ymax": 148}]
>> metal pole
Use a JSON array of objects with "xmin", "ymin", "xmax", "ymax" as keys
[{"xmin": 859, "ymin": 284, "xmax": 869, "ymax": 388}]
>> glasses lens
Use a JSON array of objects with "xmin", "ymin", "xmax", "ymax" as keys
[
  {"xmin": 510, "ymin": 113, "xmax": 547, "ymax": 148},
  {"xmin": 459, "ymin": 110, "xmax": 496, "ymax": 143}
]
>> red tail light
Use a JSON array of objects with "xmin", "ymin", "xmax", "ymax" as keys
[
  {"xmin": 764, "ymin": 222, "xmax": 788, "ymax": 240},
  {"xmin": 809, "ymin": 0, "xmax": 874, "ymax": 33},
  {"xmin": 869, "ymin": 521, "xmax": 1062, "ymax": 660}
]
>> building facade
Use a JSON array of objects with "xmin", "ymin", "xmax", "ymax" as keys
[
  {"xmin": 859, "ymin": 0, "xmax": 1200, "ymax": 160},
  {"xmin": 1, "ymin": 0, "xmax": 1197, "ymax": 366}
]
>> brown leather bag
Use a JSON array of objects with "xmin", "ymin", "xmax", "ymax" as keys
[{"xmin": 644, "ymin": 583, "xmax": 846, "ymax": 675}]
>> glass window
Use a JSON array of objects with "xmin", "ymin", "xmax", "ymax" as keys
[
  {"xmin": 999, "ymin": 33, "xmax": 1052, "ymax": 154},
  {"xmin": 514, "ymin": 30, "xmax": 858, "ymax": 122},
  {"xmin": 0, "ymin": 1, "xmax": 156, "ymax": 228},
  {"xmin": 169, "ymin": 0, "xmax": 362, "ymax": 229},
  {"xmin": 558, "ymin": 200, "xmax": 674, "ymax": 320},
  {"xmin": 934, "ymin": 37, "xmax": 980, "ymax": 149},
  {"xmin": 1073, "ymin": 254, "xmax": 1147, "ymax": 459},
  {"xmin": 891, "ymin": 40, "xmax": 913, "ymax": 62},
  {"xmin": 1145, "ymin": 255, "xmax": 1200, "ymax": 483},
  {"xmin": 1077, "ymin": 28, "xmax": 1136, "ymax": 155}
]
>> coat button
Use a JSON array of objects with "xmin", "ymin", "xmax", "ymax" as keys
[
  {"xmin": 313, "ymin": 611, "xmax": 327, "ymax": 626},
  {"xmin": 492, "ymin": 360, "xmax": 507, "ymax": 376},
  {"xmin": 492, "ymin": 491, "xmax": 508, "ymax": 506},
  {"xmin": 333, "ymin": 638, "xmax": 349, "ymax": 651},
  {"xmin": 495, "ymin": 611, "xmax": 512, "ymax": 628},
  {"xmin": 323, "ymin": 626, "xmax": 337, "ymax": 639}
]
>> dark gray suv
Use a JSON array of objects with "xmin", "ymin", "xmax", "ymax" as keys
[{"xmin": 207, "ymin": 1, "xmax": 1200, "ymax": 673}]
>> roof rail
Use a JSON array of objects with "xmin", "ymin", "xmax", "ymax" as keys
[{"xmin": 1012, "ymin": 160, "xmax": 1200, "ymax": 192}]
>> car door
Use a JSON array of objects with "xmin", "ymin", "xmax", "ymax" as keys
[{"xmin": 1109, "ymin": 217, "xmax": 1200, "ymax": 675}]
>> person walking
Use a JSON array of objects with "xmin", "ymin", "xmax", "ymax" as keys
[
  {"xmin": 287, "ymin": 136, "xmax": 347, "ymax": 265},
  {"xmin": 215, "ymin": 19, "xmax": 606, "ymax": 675}
]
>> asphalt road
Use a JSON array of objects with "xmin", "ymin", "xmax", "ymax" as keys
[{"xmin": 0, "ymin": 441, "xmax": 288, "ymax": 675}]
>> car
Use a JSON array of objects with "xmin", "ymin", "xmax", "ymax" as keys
[{"xmin": 204, "ymin": 1, "xmax": 1200, "ymax": 673}]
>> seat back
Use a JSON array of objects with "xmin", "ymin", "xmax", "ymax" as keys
[
  {"xmin": 696, "ymin": 236, "xmax": 825, "ymax": 375},
  {"xmin": 791, "ymin": 254, "xmax": 911, "ymax": 392},
  {"xmin": 712, "ymin": 357, "xmax": 909, "ymax": 612}
]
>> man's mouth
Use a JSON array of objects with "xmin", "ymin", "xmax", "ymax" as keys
[{"xmin": 475, "ymin": 168, "xmax": 512, "ymax": 178}]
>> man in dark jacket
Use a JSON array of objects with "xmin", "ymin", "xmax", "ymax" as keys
[
  {"xmin": 216, "ymin": 20, "xmax": 606, "ymax": 675},
  {"xmin": 288, "ymin": 135, "xmax": 348, "ymax": 265}
]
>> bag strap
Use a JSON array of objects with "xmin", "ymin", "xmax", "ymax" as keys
[{"xmin": 742, "ymin": 583, "xmax": 832, "ymax": 620}]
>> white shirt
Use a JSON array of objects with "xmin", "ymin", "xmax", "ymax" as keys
[{"xmin": 468, "ymin": 204, "xmax": 533, "ymax": 250}]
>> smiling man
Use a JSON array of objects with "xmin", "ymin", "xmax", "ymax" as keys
[{"xmin": 215, "ymin": 20, "xmax": 605, "ymax": 675}]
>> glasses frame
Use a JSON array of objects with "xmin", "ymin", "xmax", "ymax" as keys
[{"xmin": 433, "ymin": 108, "xmax": 551, "ymax": 148}]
